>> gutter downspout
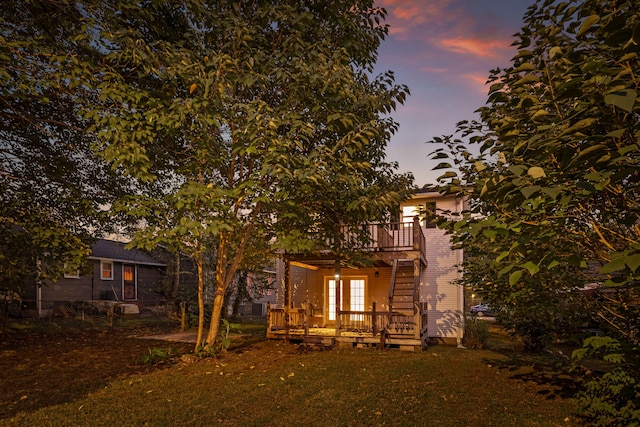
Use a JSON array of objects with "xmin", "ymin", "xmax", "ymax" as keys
[{"xmin": 456, "ymin": 196, "xmax": 465, "ymax": 348}]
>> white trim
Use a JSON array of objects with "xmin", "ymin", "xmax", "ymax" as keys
[
  {"xmin": 88, "ymin": 256, "xmax": 165, "ymax": 267},
  {"xmin": 64, "ymin": 270, "xmax": 80, "ymax": 279},
  {"xmin": 101, "ymin": 260, "xmax": 114, "ymax": 280}
]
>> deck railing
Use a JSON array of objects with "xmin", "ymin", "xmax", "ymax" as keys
[
  {"xmin": 338, "ymin": 218, "xmax": 425, "ymax": 253},
  {"xmin": 268, "ymin": 303, "xmax": 428, "ymax": 339},
  {"xmin": 337, "ymin": 310, "xmax": 417, "ymax": 335}
]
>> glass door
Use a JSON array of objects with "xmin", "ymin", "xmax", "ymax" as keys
[{"xmin": 123, "ymin": 265, "xmax": 136, "ymax": 300}]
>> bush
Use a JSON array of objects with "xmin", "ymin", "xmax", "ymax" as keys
[
  {"xmin": 464, "ymin": 315, "xmax": 489, "ymax": 349},
  {"xmin": 513, "ymin": 318, "xmax": 552, "ymax": 352},
  {"xmin": 572, "ymin": 336, "xmax": 640, "ymax": 426}
]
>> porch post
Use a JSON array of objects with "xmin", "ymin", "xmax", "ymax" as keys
[
  {"xmin": 372, "ymin": 301, "xmax": 377, "ymax": 335},
  {"xmin": 412, "ymin": 216, "xmax": 421, "ymax": 250},
  {"xmin": 304, "ymin": 299, "xmax": 309, "ymax": 336},
  {"xmin": 284, "ymin": 257, "xmax": 290, "ymax": 343},
  {"xmin": 334, "ymin": 259, "xmax": 341, "ymax": 337},
  {"xmin": 413, "ymin": 258, "xmax": 421, "ymax": 340}
]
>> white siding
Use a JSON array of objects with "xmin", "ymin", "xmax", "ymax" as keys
[{"xmin": 404, "ymin": 194, "xmax": 465, "ymax": 342}]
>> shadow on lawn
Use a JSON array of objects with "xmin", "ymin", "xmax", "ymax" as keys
[{"xmin": 483, "ymin": 351, "xmax": 581, "ymax": 399}]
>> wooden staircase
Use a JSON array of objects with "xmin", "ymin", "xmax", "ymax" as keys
[
  {"xmin": 389, "ymin": 259, "xmax": 416, "ymax": 314},
  {"xmin": 385, "ymin": 259, "xmax": 418, "ymax": 340}
]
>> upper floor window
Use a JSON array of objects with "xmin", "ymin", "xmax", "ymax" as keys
[
  {"xmin": 101, "ymin": 260, "xmax": 114, "ymax": 280},
  {"xmin": 401, "ymin": 202, "xmax": 437, "ymax": 229},
  {"xmin": 424, "ymin": 202, "xmax": 437, "ymax": 229}
]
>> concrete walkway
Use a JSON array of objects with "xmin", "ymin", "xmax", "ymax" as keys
[{"xmin": 136, "ymin": 331, "xmax": 198, "ymax": 343}]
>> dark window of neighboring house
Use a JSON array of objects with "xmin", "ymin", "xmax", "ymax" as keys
[
  {"xmin": 424, "ymin": 202, "xmax": 437, "ymax": 229},
  {"xmin": 63, "ymin": 266, "xmax": 80, "ymax": 279}
]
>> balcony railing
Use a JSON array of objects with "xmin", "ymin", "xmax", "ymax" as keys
[{"xmin": 338, "ymin": 218, "xmax": 425, "ymax": 253}]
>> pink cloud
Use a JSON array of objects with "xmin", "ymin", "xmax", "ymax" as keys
[
  {"xmin": 377, "ymin": 0, "xmax": 455, "ymax": 40},
  {"xmin": 462, "ymin": 73, "xmax": 491, "ymax": 94},
  {"xmin": 438, "ymin": 36, "xmax": 509, "ymax": 58}
]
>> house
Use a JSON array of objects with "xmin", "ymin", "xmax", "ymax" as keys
[
  {"xmin": 22, "ymin": 239, "xmax": 167, "ymax": 317},
  {"xmin": 234, "ymin": 268, "xmax": 277, "ymax": 316},
  {"xmin": 267, "ymin": 191, "xmax": 466, "ymax": 350}
]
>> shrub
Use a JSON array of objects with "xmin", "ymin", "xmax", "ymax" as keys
[
  {"xmin": 464, "ymin": 315, "xmax": 489, "ymax": 349},
  {"xmin": 572, "ymin": 336, "xmax": 640, "ymax": 426}
]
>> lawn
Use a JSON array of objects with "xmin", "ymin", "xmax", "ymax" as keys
[{"xmin": 0, "ymin": 316, "xmax": 579, "ymax": 426}]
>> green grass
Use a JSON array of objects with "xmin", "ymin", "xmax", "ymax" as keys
[{"xmin": 4, "ymin": 322, "xmax": 580, "ymax": 427}]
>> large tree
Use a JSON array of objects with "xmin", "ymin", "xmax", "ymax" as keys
[
  {"xmin": 0, "ymin": 1, "xmax": 132, "ymax": 292},
  {"xmin": 63, "ymin": 0, "xmax": 413, "ymax": 350},
  {"xmin": 430, "ymin": 0, "xmax": 639, "ymax": 346}
]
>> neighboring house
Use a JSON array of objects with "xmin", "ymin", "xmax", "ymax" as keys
[
  {"xmin": 234, "ymin": 268, "xmax": 277, "ymax": 316},
  {"xmin": 22, "ymin": 239, "xmax": 167, "ymax": 317},
  {"xmin": 267, "ymin": 191, "xmax": 466, "ymax": 350}
]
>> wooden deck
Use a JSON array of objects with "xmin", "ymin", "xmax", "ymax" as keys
[{"xmin": 267, "ymin": 303, "xmax": 429, "ymax": 351}]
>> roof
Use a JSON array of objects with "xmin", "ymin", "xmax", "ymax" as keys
[{"xmin": 88, "ymin": 240, "xmax": 166, "ymax": 267}]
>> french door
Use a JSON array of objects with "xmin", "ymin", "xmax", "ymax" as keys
[{"xmin": 327, "ymin": 278, "xmax": 365, "ymax": 321}]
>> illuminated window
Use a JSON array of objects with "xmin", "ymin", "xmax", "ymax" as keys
[
  {"xmin": 402, "ymin": 205, "xmax": 420, "ymax": 224},
  {"xmin": 123, "ymin": 267, "xmax": 134, "ymax": 281},
  {"xmin": 101, "ymin": 261, "xmax": 113, "ymax": 280},
  {"xmin": 328, "ymin": 279, "xmax": 342, "ymax": 321},
  {"xmin": 350, "ymin": 279, "xmax": 365, "ymax": 321},
  {"xmin": 402, "ymin": 202, "xmax": 437, "ymax": 228}
]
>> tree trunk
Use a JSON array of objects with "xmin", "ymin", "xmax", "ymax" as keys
[
  {"xmin": 206, "ymin": 232, "xmax": 229, "ymax": 348},
  {"xmin": 206, "ymin": 284, "xmax": 226, "ymax": 349},
  {"xmin": 194, "ymin": 243, "xmax": 205, "ymax": 352}
]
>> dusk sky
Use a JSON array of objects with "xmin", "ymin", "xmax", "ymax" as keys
[{"xmin": 374, "ymin": 0, "xmax": 534, "ymax": 186}]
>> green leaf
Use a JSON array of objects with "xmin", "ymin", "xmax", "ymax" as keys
[
  {"xmin": 548, "ymin": 46, "xmax": 562, "ymax": 59},
  {"xmin": 498, "ymin": 265, "xmax": 514, "ymax": 276},
  {"xmin": 600, "ymin": 257, "xmax": 627, "ymax": 274},
  {"xmin": 433, "ymin": 162, "xmax": 452, "ymax": 170},
  {"xmin": 633, "ymin": 22, "xmax": 640, "ymax": 45},
  {"xmin": 508, "ymin": 165, "xmax": 528, "ymax": 177},
  {"xmin": 496, "ymin": 251, "xmax": 510, "ymax": 262},
  {"xmin": 509, "ymin": 270, "xmax": 523, "ymax": 285},
  {"xmin": 541, "ymin": 187, "xmax": 562, "ymax": 199},
  {"xmin": 561, "ymin": 118, "xmax": 597, "ymax": 135},
  {"xmin": 439, "ymin": 171, "xmax": 458, "ymax": 179},
  {"xmin": 577, "ymin": 15, "xmax": 599, "ymax": 37},
  {"xmin": 625, "ymin": 254, "xmax": 640, "ymax": 273},
  {"xmin": 513, "ymin": 74, "xmax": 539, "ymax": 87},
  {"xmin": 567, "ymin": 144, "xmax": 608, "ymax": 168},
  {"xmin": 522, "ymin": 261, "xmax": 540, "ymax": 275},
  {"xmin": 520, "ymin": 185, "xmax": 541, "ymax": 199},
  {"xmin": 604, "ymin": 89, "xmax": 637, "ymax": 113},
  {"xmin": 531, "ymin": 109, "xmax": 549, "ymax": 120},
  {"xmin": 527, "ymin": 166, "xmax": 546, "ymax": 179},
  {"xmin": 514, "ymin": 62, "xmax": 535, "ymax": 72}
]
